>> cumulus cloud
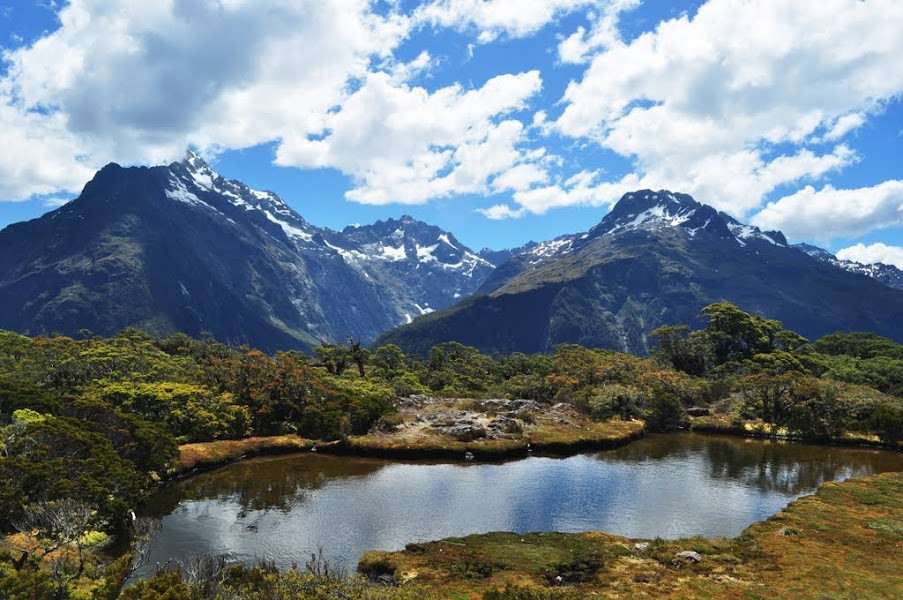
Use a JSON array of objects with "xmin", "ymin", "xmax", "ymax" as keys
[
  {"xmin": 546, "ymin": 0, "xmax": 903, "ymax": 217},
  {"xmin": 557, "ymin": 0, "xmax": 640, "ymax": 64},
  {"xmin": 836, "ymin": 243, "xmax": 903, "ymax": 270},
  {"xmin": 0, "ymin": 0, "xmax": 410, "ymax": 200},
  {"xmin": 751, "ymin": 180, "xmax": 903, "ymax": 240},
  {"xmin": 276, "ymin": 70, "xmax": 544, "ymax": 205},
  {"xmin": 414, "ymin": 0, "xmax": 597, "ymax": 43},
  {"xmin": 477, "ymin": 203, "xmax": 526, "ymax": 220},
  {"xmin": 0, "ymin": 0, "xmax": 557, "ymax": 208}
]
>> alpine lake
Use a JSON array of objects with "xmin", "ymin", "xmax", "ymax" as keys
[{"xmin": 135, "ymin": 433, "xmax": 903, "ymax": 578}]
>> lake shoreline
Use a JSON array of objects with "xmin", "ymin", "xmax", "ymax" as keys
[
  {"xmin": 689, "ymin": 414, "xmax": 903, "ymax": 451},
  {"xmin": 169, "ymin": 416, "xmax": 900, "ymax": 482},
  {"xmin": 357, "ymin": 470, "xmax": 903, "ymax": 597},
  {"xmin": 168, "ymin": 422, "xmax": 647, "ymax": 480}
]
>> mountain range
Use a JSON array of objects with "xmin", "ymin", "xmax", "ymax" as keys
[
  {"xmin": 0, "ymin": 153, "xmax": 495, "ymax": 351},
  {"xmin": 377, "ymin": 190, "xmax": 903, "ymax": 354},
  {"xmin": 2, "ymin": 158, "xmax": 902, "ymax": 354}
]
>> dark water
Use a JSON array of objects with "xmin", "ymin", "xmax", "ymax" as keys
[{"xmin": 137, "ymin": 434, "xmax": 903, "ymax": 576}]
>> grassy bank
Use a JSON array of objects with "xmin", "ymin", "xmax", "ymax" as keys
[
  {"xmin": 173, "ymin": 412, "xmax": 646, "ymax": 474},
  {"xmin": 331, "ymin": 396, "xmax": 645, "ymax": 460},
  {"xmin": 689, "ymin": 413, "xmax": 903, "ymax": 451},
  {"xmin": 342, "ymin": 419, "xmax": 645, "ymax": 460},
  {"xmin": 174, "ymin": 435, "xmax": 323, "ymax": 475},
  {"xmin": 358, "ymin": 470, "xmax": 903, "ymax": 599}
]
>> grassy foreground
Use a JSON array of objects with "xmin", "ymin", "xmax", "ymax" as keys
[{"xmin": 359, "ymin": 471, "xmax": 903, "ymax": 599}]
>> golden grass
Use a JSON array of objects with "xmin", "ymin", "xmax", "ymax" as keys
[
  {"xmin": 359, "ymin": 471, "xmax": 903, "ymax": 599},
  {"xmin": 175, "ymin": 435, "xmax": 318, "ymax": 474}
]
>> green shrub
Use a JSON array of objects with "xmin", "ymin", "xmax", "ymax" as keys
[{"xmin": 869, "ymin": 404, "xmax": 903, "ymax": 444}]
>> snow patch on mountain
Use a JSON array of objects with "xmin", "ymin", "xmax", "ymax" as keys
[
  {"xmin": 264, "ymin": 210, "xmax": 313, "ymax": 242},
  {"xmin": 727, "ymin": 222, "xmax": 784, "ymax": 247},
  {"xmin": 378, "ymin": 244, "xmax": 407, "ymax": 261},
  {"xmin": 416, "ymin": 243, "xmax": 440, "ymax": 264},
  {"xmin": 165, "ymin": 177, "xmax": 209, "ymax": 209}
]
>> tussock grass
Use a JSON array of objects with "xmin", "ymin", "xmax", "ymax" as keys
[{"xmin": 176, "ymin": 435, "xmax": 318, "ymax": 474}]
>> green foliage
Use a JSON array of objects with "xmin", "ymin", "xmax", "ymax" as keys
[
  {"xmin": 812, "ymin": 332, "xmax": 903, "ymax": 360},
  {"xmin": 811, "ymin": 336, "xmax": 903, "ymax": 396},
  {"xmin": 576, "ymin": 384, "xmax": 644, "ymax": 421},
  {"xmin": 0, "ymin": 379, "xmax": 59, "ymax": 419},
  {"xmin": 97, "ymin": 382, "xmax": 251, "ymax": 442},
  {"xmin": 869, "ymin": 404, "xmax": 903, "ymax": 444},
  {"xmin": 0, "ymin": 564, "xmax": 59, "ymax": 600},
  {"xmin": 371, "ymin": 344, "xmax": 406, "ymax": 377},
  {"xmin": 326, "ymin": 378, "xmax": 394, "ymax": 435},
  {"xmin": 700, "ymin": 302, "xmax": 808, "ymax": 364},
  {"xmin": 0, "ymin": 414, "xmax": 145, "ymax": 531},
  {"xmin": 424, "ymin": 341, "xmax": 496, "ymax": 395},
  {"xmin": 650, "ymin": 325, "xmax": 710, "ymax": 376},
  {"xmin": 643, "ymin": 393, "xmax": 686, "ymax": 432}
]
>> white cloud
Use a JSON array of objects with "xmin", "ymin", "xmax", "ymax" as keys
[
  {"xmin": 42, "ymin": 195, "xmax": 73, "ymax": 208},
  {"xmin": 0, "ymin": 0, "xmax": 410, "ymax": 200},
  {"xmin": 477, "ymin": 203, "xmax": 526, "ymax": 220},
  {"xmin": 414, "ymin": 0, "xmax": 597, "ymax": 42},
  {"xmin": 751, "ymin": 180, "xmax": 903, "ymax": 240},
  {"xmin": 548, "ymin": 0, "xmax": 903, "ymax": 218},
  {"xmin": 276, "ymin": 70, "xmax": 544, "ymax": 205},
  {"xmin": 836, "ymin": 243, "xmax": 903, "ymax": 270},
  {"xmin": 824, "ymin": 112, "xmax": 867, "ymax": 141},
  {"xmin": 557, "ymin": 0, "xmax": 641, "ymax": 64},
  {"xmin": 491, "ymin": 163, "xmax": 549, "ymax": 193},
  {"xmin": 511, "ymin": 171, "xmax": 641, "ymax": 216}
]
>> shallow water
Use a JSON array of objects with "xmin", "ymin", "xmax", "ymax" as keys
[{"xmin": 137, "ymin": 433, "xmax": 903, "ymax": 576}]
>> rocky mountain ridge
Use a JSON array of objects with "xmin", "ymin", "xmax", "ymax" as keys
[
  {"xmin": 0, "ymin": 152, "xmax": 496, "ymax": 349},
  {"xmin": 378, "ymin": 190, "xmax": 903, "ymax": 355}
]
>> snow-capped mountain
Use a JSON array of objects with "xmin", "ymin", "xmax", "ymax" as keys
[
  {"xmin": 0, "ymin": 152, "xmax": 497, "ymax": 349},
  {"xmin": 322, "ymin": 216, "xmax": 495, "ymax": 324},
  {"xmin": 479, "ymin": 190, "xmax": 789, "ymax": 294},
  {"xmin": 379, "ymin": 190, "xmax": 903, "ymax": 355},
  {"xmin": 794, "ymin": 243, "xmax": 903, "ymax": 291}
]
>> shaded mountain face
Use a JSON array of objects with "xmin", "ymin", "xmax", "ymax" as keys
[
  {"xmin": 377, "ymin": 190, "xmax": 903, "ymax": 356},
  {"xmin": 794, "ymin": 243, "xmax": 903, "ymax": 291},
  {"xmin": 0, "ymin": 153, "xmax": 495, "ymax": 350}
]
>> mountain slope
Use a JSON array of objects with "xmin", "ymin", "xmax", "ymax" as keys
[
  {"xmin": 0, "ymin": 153, "xmax": 496, "ymax": 349},
  {"xmin": 376, "ymin": 190, "xmax": 903, "ymax": 355}
]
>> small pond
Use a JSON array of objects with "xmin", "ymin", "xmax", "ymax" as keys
[{"xmin": 136, "ymin": 433, "xmax": 903, "ymax": 577}]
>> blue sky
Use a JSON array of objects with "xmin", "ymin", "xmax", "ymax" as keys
[{"xmin": 0, "ymin": 0, "xmax": 901, "ymax": 266}]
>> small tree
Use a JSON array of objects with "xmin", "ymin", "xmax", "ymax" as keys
[
  {"xmin": 11, "ymin": 499, "xmax": 99, "ymax": 594},
  {"xmin": 347, "ymin": 338, "xmax": 370, "ymax": 378}
]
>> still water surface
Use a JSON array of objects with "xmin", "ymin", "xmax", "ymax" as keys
[{"xmin": 139, "ymin": 433, "xmax": 903, "ymax": 575}]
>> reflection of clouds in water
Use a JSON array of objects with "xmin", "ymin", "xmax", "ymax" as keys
[{"xmin": 137, "ymin": 435, "xmax": 903, "ymax": 577}]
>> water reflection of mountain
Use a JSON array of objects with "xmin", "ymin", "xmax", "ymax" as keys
[{"xmin": 599, "ymin": 433, "xmax": 903, "ymax": 496}]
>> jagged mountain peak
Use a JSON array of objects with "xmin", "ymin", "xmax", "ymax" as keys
[
  {"xmin": 332, "ymin": 215, "xmax": 493, "ymax": 281},
  {"xmin": 0, "ymin": 157, "xmax": 504, "ymax": 349},
  {"xmin": 591, "ymin": 189, "xmax": 733, "ymax": 240},
  {"xmin": 585, "ymin": 189, "xmax": 788, "ymax": 248}
]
